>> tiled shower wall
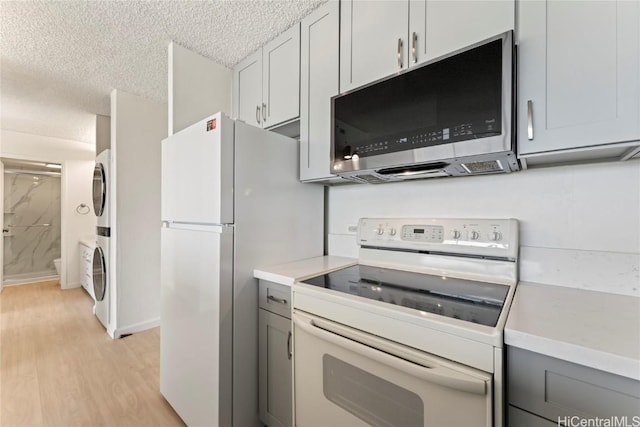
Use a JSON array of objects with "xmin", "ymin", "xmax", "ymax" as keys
[{"xmin": 3, "ymin": 172, "xmax": 61, "ymax": 283}]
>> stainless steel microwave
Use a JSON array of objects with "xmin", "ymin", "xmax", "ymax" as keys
[{"xmin": 331, "ymin": 31, "xmax": 519, "ymax": 183}]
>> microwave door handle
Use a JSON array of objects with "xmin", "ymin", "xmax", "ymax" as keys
[{"xmin": 294, "ymin": 314, "xmax": 487, "ymax": 395}]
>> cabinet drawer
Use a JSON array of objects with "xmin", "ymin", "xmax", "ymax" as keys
[
  {"xmin": 258, "ymin": 280, "xmax": 292, "ymax": 318},
  {"xmin": 507, "ymin": 346, "xmax": 640, "ymax": 420}
]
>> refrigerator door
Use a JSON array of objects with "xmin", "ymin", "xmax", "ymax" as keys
[
  {"xmin": 160, "ymin": 222, "xmax": 233, "ymax": 427},
  {"xmin": 161, "ymin": 112, "xmax": 234, "ymax": 224}
]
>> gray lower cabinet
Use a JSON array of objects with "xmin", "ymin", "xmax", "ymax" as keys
[
  {"xmin": 507, "ymin": 346, "xmax": 640, "ymax": 426},
  {"xmin": 258, "ymin": 280, "xmax": 292, "ymax": 427},
  {"xmin": 508, "ymin": 406, "xmax": 556, "ymax": 427}
]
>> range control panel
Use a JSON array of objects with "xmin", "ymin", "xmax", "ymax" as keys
[{"xmin": 357, "ymin": 218, "xmax": 519, "ymax": 260}]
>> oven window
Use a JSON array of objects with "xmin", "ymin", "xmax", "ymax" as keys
[{"xmin": 323, "ymin": 354, "xmax": 423, "ymax": 427}]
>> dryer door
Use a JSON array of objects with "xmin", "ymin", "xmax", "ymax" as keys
[
  {"xmin": 92, "ymin": 163, "xmax": 106, "ymax": 217},
  {"xmin": 92, "ymin": 246, "xmax": 106, "ymax": 301}
]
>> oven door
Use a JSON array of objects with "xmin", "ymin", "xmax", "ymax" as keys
[{"xmin": 293, "ymin": 310, "xmax": 492, "ymax": 427}]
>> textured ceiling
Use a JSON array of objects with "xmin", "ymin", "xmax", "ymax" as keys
[{"xmin": 0, "ymin": 0, "xmax": 326, "ymax": 144}]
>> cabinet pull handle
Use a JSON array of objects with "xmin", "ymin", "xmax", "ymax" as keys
[
  {"xmin": 397, "ymin": 38, "xmax": 404, "ymax": 69},
  {"xmin": 267, "ymin": 294, "xmax": 287, "ymax": 305},
  {"xmin": 287, "ymin": 331, "xmax": 292, "ymax": 360},
  {"xmin": 256, "ymin": 105, "xmax": 261, "ymax": 124},
  {"xmin": 262, "ymin": 103, "xmax": 267, "ymax": 122},
  {"xmin": 412, "ymin": 32, "xmax": 417, "ymax": 64},
  {"xmin": 527, "ymin": 100, "xmax": 534, "ymax": 140}
]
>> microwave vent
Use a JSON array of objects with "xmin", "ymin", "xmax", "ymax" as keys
[
  {"xmin": 461, "ymin": 160, "xmax": 505, "ymax": 174},
  {"xmin": 344, "ymin": 174, "xmax": 390, "ymax": 184}
]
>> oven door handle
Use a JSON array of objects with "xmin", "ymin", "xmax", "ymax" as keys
[{"xmin": 294, "ymin": 314, "xmax": 488, "ymax": 395}]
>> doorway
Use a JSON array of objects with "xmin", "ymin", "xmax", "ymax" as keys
[{"xmin": 2, "ymin": 159, "xmax": 62, "ymax": 286}]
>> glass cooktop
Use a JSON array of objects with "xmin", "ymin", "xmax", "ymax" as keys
[{"xmin": 301, "ymin": 265, "xmax": 510, "ymax": 327}]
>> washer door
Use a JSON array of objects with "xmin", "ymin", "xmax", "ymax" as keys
[
  {"xmin": 92, "ymin": 163, "xmax": 106, "ymax": 217},
  {"xmin": 92, "ymin": 246, "xmax": 106, "ymax": 301}
]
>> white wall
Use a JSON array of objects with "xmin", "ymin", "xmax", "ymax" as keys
[
  {"xmin": 61, "ymin": 160, "xmax": 97, "ymax": 289},
  {"xmin": 328, "ymin": 161, "xmax": 640, "ymax": 297},
  {"xmin": 0, "ymin": 129, "xmax": 96, "ymax": 290},
  {"xmin": 1, "ymin": 129, "xmax": 95, "ymax": 162},
  {"xmin": 168, "ymin": 41, "xmax": 232, "ymax": 135},
  {"xmin": 111, "ymin": 89, "xmax": 167, "ymax": 337}
]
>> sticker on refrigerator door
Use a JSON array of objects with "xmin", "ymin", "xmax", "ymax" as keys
[{"xmin": 206, "ymin": 118, "xmax": 217, "ymax": 131}]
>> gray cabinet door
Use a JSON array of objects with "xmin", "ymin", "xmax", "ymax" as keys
[
  {"xmin": 340, "ymin": 0, "xmax": 409, "ymax": 93},
  {"xmin": 300, "ymin": 0, "xmax": 340, "ymax": 182},
  {"xmin": 233, "ymin": 50, "xmax": 263, "ymax": 128},
  {"xmin": 263, "ymin": 24, "xmax": 301, "ymax": 128},
  {"xmin": 507, "ymin": 346, "xmax": 640, "ymax": 421},
  {"xmin": 409, "ymin": 0, "xmax": 514, "ymax": 65},
  {"xmin": 518, "ymin": 0, "xmax": 640, "ymax": 157},
  {"xmin": 259, "ymin": 309, "xmax": 292, "ymax": 427},
  {"xmin": 508, "ymin": 406, "xmax": 556, "ymax": 427}
]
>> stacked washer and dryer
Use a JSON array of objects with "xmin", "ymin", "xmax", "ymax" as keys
[{"xmin": 92, "ymin": 149, "xmax": 111, "ymax": 330}]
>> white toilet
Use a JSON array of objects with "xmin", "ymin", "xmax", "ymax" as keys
[{"xmin": 53, "ymin": 258, "xmax": 61, "ymax": 275}]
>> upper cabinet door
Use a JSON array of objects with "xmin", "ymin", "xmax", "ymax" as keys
[
  {"xmin": 263, "ymin": 23, "xmax": 301, "ymax": 128},
  {"xmin": 340, "ymin": 0, "xmax": 410, "ymax": 93},
  {"xmin": 409, "ymin": 0, "xmax": 514, "ymax": 65},
  {"xmin": 300, "ymin": 1, "xmax": 340, "ymax": 182},
  {"xmin": 233, "ymin": 50, "xmax": 263, "ymax": 128},
  {"xmin": 518, "ymin": 0, "xmax": 640, "ymax": 156}
]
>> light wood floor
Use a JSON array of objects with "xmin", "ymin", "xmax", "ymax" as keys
[{"xmin": 0, "ymin": 281, "xmax": 185, "ymax": 427}]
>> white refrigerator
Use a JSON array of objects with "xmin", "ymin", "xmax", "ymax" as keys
[{"xmin": 160, "ymin": 112, "xmax": 324, "ymax": 427}]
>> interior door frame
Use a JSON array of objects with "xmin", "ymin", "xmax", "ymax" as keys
[{"xmin": 0, "ymin": 155, "xmax": 64, "ymax": 288}]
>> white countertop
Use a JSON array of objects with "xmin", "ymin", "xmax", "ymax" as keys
[
  {"xmin": 254, "ymin": 256, "xmax": 357, "ymax": 286},
  {"xmin": 78, "ymin": 235, "xmax": 96, "ymax": 249},
  {"xmin": 505, "ymin": 281, "xmax": 640, "ymax": 381}
]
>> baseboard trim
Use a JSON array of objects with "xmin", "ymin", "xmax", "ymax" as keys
[{"xmin": 114, "ymin": 317, "xmax": 160, "ymax": 338}]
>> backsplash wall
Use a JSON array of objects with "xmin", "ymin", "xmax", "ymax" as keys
[{"xmin": 327, "ymin": 161, "xmax": 640, "ymax": 297}]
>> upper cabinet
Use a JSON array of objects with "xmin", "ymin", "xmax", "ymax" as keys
[
  {"xmin": 410, "ymin": 1, "xmax": 514, "ymax": 64},
  {"xmin": 233, "ymin": 24, "xmax": 301, "ymax": 130},
  {"xmin": 340, "ymin": 0, "xmax": 514, "ymax": 93},
  {"xmin": 300, "ymin": 1, "xmax": 340, "ymax": 182},
  {"xmin": 517, "ymin": 0, "xmax": 640, "ymax": 164}
]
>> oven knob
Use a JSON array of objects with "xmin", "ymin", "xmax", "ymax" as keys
[
  {"xmin": 470, "ymin": 231, "xmax": 480, "ymax": 240},
  {"xmin": 490, "ymin": 231, "xmax": 502, "ymax": 241},
  {"xmin": 376, "ymin": 227, "xmax": 384, "ymax": 235},
  {"xmin": 387, "ymin": 228, "xmax": 396, "ymax": 236},
  {"xmin": 451, "ymin": 229, "xmax": 461, "ymax": 239}
]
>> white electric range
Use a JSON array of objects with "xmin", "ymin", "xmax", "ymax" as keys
[{"xmin": 292, "ymin": 217, "xmax": 519, "ymax": 427}]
